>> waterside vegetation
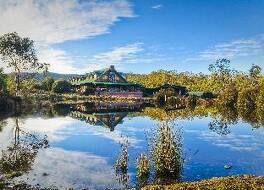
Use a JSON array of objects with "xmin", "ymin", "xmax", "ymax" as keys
[{"xmin": 143, "ymin": 175, "xmax": 264, "ymax": 190}]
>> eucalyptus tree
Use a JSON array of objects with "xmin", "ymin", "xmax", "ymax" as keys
[
  {"xmin": 0, "ymin": 32, "xmax": 46, "ymax": 95},
  {"xmin": 208, "ymin": 59, "xmax": 237, "ymax": 92}
]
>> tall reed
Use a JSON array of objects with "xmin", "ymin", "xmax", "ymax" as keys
[{"xmin": 148, "ymin": 121, "xmax": 183, "ymax": 182}]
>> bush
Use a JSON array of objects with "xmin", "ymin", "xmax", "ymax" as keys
[
  {"xmin": 256, "ymin": 78, "xmax": 264, "ymax": 111},
  {"xmin": 52, "ymin": 80, "xmax": 72, "ymax": 93},
  {"xmin": 136, "ymin": 153, "xmax": 149, "ymax": 180},
  {"xmin": 114, "ymin": 139, "xmax": 129, "ymax": 173},
  {"xmin": 42, "ymin": 77, "xmax": 54, "ymax": 91},
  {"xmin": 136, "ymin": 153, "xmax": 149, "ymax": 187},
  {"xmin": 217, "ymin": 84, "xmax": 238, "ymax": 107},
  {"xmin": 114, "ymin": 138, "xmax": 129, "ymax": 187},
  {"xmin": 149, "ymin": 122, "xmax": 183, "ymax": 181},
  {"xmin": 0, "ymin": 68, "xmax": 7, "ymax": 95},
  {"xmin": 237, "ymin": 87, "xmax": 258, "ymax": 112}
]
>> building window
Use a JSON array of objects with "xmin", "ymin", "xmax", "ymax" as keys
[{"xmin": 109, "ymin": 72, "xmax": 116, "ymax": 82}]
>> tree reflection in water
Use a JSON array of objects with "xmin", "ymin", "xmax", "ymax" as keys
[
  {"xmin": 114, "ymin": 137, "xmax": 129, "ymax": 189},
  {"xmin": 0, "ymin": 102, "xmax": 261, "ymax": 189},
  {"xmin": 0, "ymin": 118, "xmax": 49, "ymax": 186},
  {"xmin": 208, "ymin": 120, "xmax": 231, "ymax": 135}
]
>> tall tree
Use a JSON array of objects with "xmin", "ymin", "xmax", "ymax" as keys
[
  {"xmin": 208, "ymin": 58, "xmax": 237, "ymax": 92},
  {"xmin": 0, "ymin": 32, "xmax": 45, "ymax": 95}
]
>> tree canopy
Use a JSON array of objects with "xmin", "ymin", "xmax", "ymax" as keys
[{"xmin": 0, "ymin": 32, "xmax": 46, "ymax": 94}]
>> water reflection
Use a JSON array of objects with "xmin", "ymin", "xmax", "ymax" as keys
[
  {"xmin": 0, "ymin": 101, "xmax": 263, "ymax": 189},
  {"xmin": 0, "ymin": 118, "xmax": 48, "ymax": 187},
  {"xmin": 70, "ymin": 102, "xmax": 145, "ymax": 131}
]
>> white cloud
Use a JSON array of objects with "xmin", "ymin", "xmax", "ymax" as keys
[
  {"xmin": 198, "ymin": 128, "xmax": 264, "ymax": 152},
  {"xmin": 185, "ymin": 35, "xmax": 264, "ymax": 62},
  {"xmin": 37, "ymin": 42, "xmax": 144, "ymax": 74},
  {"xmin": 18, "ymin": 116, "xmax": 143, "ymax": 147},
  {"xmin": 0, "ymin": 0, "xmax": 134, "ymax": 44},
  {"xmin": 152, "ymin": 4, "xmax": 163, "ymax": 10},
  {"xmin": 20, "ymin": 117, "xmax": 76, "ymax": 142},
  {"xmin": 37, "ymin": 46, "xmax": 81, "ymax": 74},
  {"xmin": 14, "ymin": 148, "xmax": 122, "ymax": 189},
  {"xmin": 85, "ymin": 42, "xmax": 144, "ymax": 70},
  {"xmin": 0, "ymin": 0, "xmax": 135, "ymax": 74}
]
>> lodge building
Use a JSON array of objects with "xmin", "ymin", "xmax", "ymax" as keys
[
  {"xmin": 71, "ymin": 65, "xmax": 143, "ymax": 98},
  {"xmin": 70, "ymin": 65, "xmax": 187, "ymax": 98}
]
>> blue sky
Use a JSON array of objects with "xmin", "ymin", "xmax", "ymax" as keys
[{"xmin": 0, "ymin": 0, "xmax": 263, "ymax": 74}]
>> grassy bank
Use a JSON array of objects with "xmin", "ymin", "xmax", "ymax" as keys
[{"xmin": 142, "ymin": 175, "xmax": 264, "ymax": 190}]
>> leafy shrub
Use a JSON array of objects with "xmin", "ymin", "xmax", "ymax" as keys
[
  {"xmin": 42, "ymin": 77, "xmax": 54, "ymax": 91},
  {"xmin": 52, "ymin": 80, "xmax": 72, "ymax": 93},
  {"xmin": 114, "ymin": 138, "xmax": 129, "ymax": 173},
  {"xmin": 136, "ymin": 153, "xmax": 149, "ymax": 187},
  {"xmin": 186, "ymin": 95, "xmax": 197, "ymax": 108},
  {"xmin": 0, "ymin": 68, "xmax": 7, "ymax": 95},
  {"xmin": 136, "ymin": 153, "xmax": 149, "ymax": 178},
  {"xmin": 149, "ymin": 122, "xmax": 183, "ymax": 181},
  {"xmin": 114, "ymin": 138, "xmax": 129, "ymax": 187},
  {"xmin": 237, "ymin": 87, "xmax": 258, "ymax": 112},
  {"xmin": 217, "ymin": 84, "xmax": 238, "ymax": 107}
]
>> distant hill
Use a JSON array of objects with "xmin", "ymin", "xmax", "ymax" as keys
[
  {"xmin": 10, "ymin": 71, "xmax": 129, "ymax": 81},
  {"xmin": 8, "ymin": 72, "xmax": 82, "ymax": 81},
  {"xmin": 34, "ymin": 72, "xmax": 82, "ymax": 80}
]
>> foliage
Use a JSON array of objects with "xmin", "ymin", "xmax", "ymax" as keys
[
  {"xmin": 6, "ymin": 74, "xmax": 16, "ymax": 95},
  {"xmin": 217, "ymin": 84, "xmax": 238, "ymax": 107},
  {"xmin": 52, "ymin": 79, "xmax": 72, "ymax": 93},
  {"xmin": 208, "ymin": 119, "xmax": 231, "ymax": 135},
  {"xmin": 115, "ymin": 138, "xmax": 129, "ymax": 173},
  {"xmin": 0, "ymin": 32, "xmax": 46, "ymax": 94},
  {"xmin": 114, "ymin": 138, "xmax": 129, "ymax": 188},
  {"xmin": 149, "ymin": 122, "xmax": 183, "ymax": 182},
  {"xmin": 0, "ymin": 68, "xmax": 7, "ymax": 95},
  {"xmin": 256, "ymin": 78, "xmax": 264, "ymax": 124},
  {"xmin": 42, "ymin": 77, "xmax": 55, "ymax": 91},
  {"xmin": 249, "ymin": 64, "xmax": 262, "ymax": 85},
  {"xmin": 208, "ymin": 58, "xmax": 236, "ymax": 86},
  {"xmin": 127, "ymin": 70, "xmax": 211, "ymax": 92},
  {"xmin": 0, "ymin": 118, "xmax": 49, "ymax": 177},
  {"xmin": 237, "ymin": 87, "xmax": 258, "ymax": 112},
  {"xmin": 33, "ymin": 76, "xmax": 55, "ymax": 92},
  {"xmin": 142, "ymin": 175, "xmax": 264, "ymax": 190},
  {"xmin": 127, "ymin": 59, "xmax": 263, "ymax": 125},
  {"xmin": 136, "ymin": 153, "xmax": 149, "ymax": 185}
]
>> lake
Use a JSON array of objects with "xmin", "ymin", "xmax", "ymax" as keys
[{"xmin": 0, "ymin": 102, "xmax": 263, "ymax": 189}]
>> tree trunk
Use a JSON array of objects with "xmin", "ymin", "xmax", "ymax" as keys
[{"xmin": 15, "ymin": 72, "xmax": 20, "ymax": 96}]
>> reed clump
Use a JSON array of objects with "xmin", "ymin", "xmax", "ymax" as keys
[
  {"xmin": 136, "ymin": 153, "xmax": 149, "ymax": 187},
  {"xmin": 114, "ymin": 138, "xmax": 129, "ymax": 173},
  {"xmin": 149, "ymin": 122, "xmax": 183, "ymax": 181},
  {"xmin": 136, "ymin": 153, "xmax": 149, "ymax": 178}
]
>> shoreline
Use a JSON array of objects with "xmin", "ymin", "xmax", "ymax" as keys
[
  {"xmin": 0, "ymin": 175, "xmax": 263, "ymax": 189},
  {"xmin": 142, "ymin": 175, "xmax": 264, "ymax": 190}
]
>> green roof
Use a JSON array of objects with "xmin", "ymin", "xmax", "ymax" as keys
[{"xmin": 71, "ymin": 80, "xmax": 139, "ymax": 86}]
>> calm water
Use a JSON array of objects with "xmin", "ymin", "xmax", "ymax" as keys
[{"xmin": 0, "ymin": 103, "xmax": 263, "ymax": 189}]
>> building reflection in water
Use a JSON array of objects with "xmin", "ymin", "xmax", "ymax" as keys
[{"xmin": 70, "ymin": 102, "xmax": 145, "ymax": 131}]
